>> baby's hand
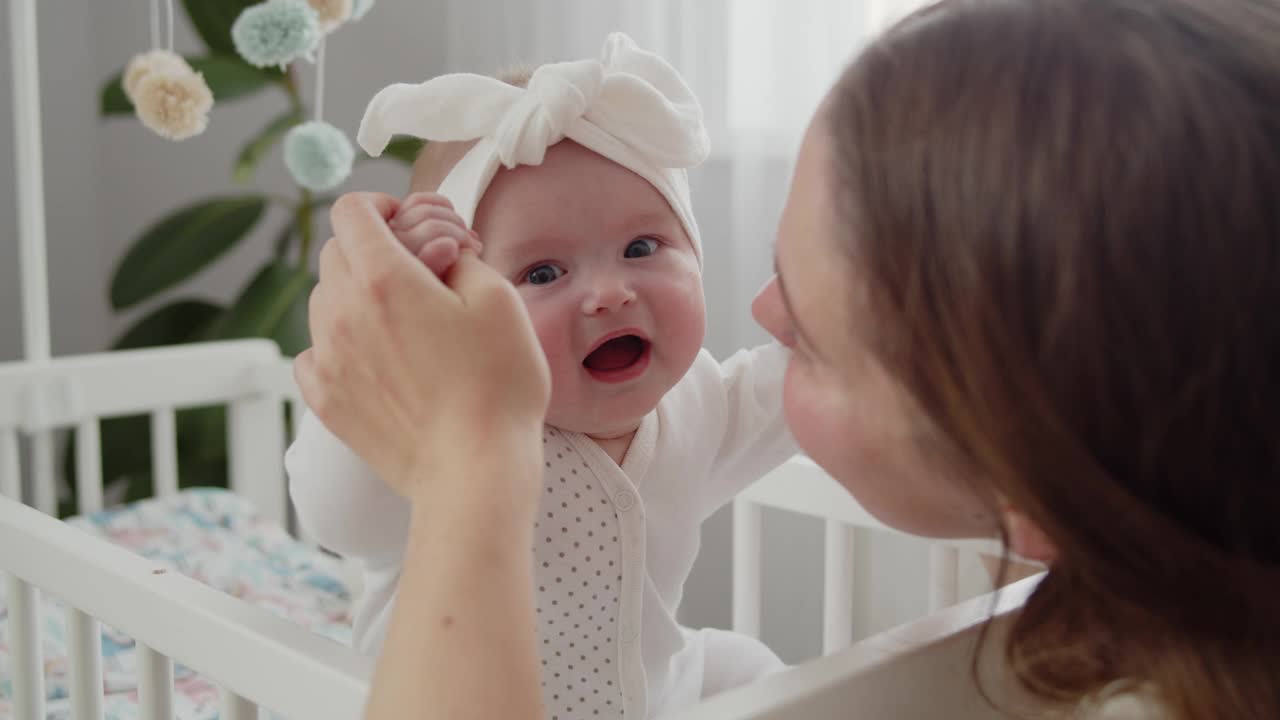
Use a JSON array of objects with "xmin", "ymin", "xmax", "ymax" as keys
[{"xmin": 388, "ymin": 192, "xmax": 482, "ymax": 277}]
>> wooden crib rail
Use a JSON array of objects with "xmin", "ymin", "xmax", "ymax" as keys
[
  {"xmin": 669, "ymin": 573, "xmax": 1042, "ymax": 720},
  {"xmin": 0, "ymin": 340, "xmax": 290, "ymax": 526},
  {"xmin": 733, "ymin": 456, "xmax": 1012, "ymax": 655},
  {"xmin": 0, "ymin": 494, "xmax": 372, "ymax": 720}
]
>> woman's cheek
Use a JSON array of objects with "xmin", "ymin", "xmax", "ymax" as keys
[{"xmin": 782, "ymin": 361, "xmax": 842, "ymax": 465}]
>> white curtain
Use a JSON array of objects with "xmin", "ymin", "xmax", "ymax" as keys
[{"xmin": 438, "ymin": 0, "xmax": 932, "ymax": 356}]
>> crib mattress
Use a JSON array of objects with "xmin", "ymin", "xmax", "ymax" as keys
[{"xmin": 0, "ymin": 488, "xmax": 355, "ymax": 719}]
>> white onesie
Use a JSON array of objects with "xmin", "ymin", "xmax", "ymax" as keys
[{"xmin": 286, "ymin": 342, "xmax": 797, "ymax": 719}]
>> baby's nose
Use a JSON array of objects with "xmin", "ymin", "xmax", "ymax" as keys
[{"xmin": 582, "ymin": 277, "xmax": 636, "ymax": 315}]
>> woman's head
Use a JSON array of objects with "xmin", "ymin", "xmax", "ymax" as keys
[{"xmin": 758, "ymin": 0, "xmax": 1280, "ymax": 713}]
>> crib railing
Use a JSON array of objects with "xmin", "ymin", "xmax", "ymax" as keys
[
  {"xmin": 0, "ymin": 498, "xmax": 372, "ymax": 719},
  {"xmin": 732, "ymin": 456, "xmax": 1004, "ymax": 656},
  {"xmin": 0, "ymin": 339, "xmax": 291, "ymax": 527},
  {"xmin": 0, "ymin": 340, "xmax": 370, "ymax": 718}
]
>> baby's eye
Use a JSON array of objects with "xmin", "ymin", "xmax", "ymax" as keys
[
  {"xmin": 624, "ymin": 237, "xmax": 658, "ymax": 259},
  {"xmin": 525, "ymin": 264, "xmax": 565, "ymax": 285}
]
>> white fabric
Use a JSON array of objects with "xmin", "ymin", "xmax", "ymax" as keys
[
  {"xmin": 286, "ymin": 342, "xmax": 797, "ymax": 718},
  {"xmin": 356, "ymin": 31, "xmax": 709, "ymax": 267}
]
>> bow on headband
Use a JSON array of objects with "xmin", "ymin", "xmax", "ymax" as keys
[{"xmin": 356, "ymin": 32, "xmax": 709, "ymax": 266}]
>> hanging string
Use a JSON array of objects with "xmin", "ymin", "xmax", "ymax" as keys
[
  {"xmin": 166, "ymin": 0, "xmax": 175, "ymax": 52},
  {"xmin": 315, "ymin": 37, "xmax": 327, "ymax": 123},
  {"xmin": 150, "ymin": 0, "xmax": 160, "ymax": 50}
]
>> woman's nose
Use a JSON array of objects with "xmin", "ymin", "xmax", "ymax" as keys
[{"xmin": 751, "ymin": 275, "xmax": 790, "ymax": 345}]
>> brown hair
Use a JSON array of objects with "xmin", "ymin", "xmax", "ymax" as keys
[
  {"xmin": 409, "ymin": 63, "xmax": 538, "ymax": 192},
  {"xmin": 827, "ymin": 0, "xmax": 1280, "ymax": 716}
]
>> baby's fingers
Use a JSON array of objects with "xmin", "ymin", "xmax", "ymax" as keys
[
  {"xmin": 394, "ymin": 218, "xmax": 471, "ymax": 256},
  {"xmin": 416, "ymin": 237, "xmax": 461, "ymax": 277}
]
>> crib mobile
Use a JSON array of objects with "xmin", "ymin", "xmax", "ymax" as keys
[{"xmin": 125, "ymin": 0, "xmax": 372, "ymax": 192}]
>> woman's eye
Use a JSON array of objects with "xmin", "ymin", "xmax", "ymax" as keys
[
  {"xmin": 525, "ymin": 264, "xmax": 564, "ymax": 285},
  {"xmin": 624, "ymin": 237, "xmax": 658, "ymax": 259}
]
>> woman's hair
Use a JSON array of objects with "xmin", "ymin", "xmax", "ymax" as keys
[{"xmin": 827, "ymin": 0, "xmax": 1280, "ymax": 715}]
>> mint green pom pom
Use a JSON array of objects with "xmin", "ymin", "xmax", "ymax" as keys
[
  {"xmin": 232, "ymin": 0, "xmax": 322, "ymax": 69},
  {"xmin": 350, "ymin": 0, "xmax": 376, "ymax": 21},
  {"xmin": 284, "ymin": 121, "xmax": 354, "ymax": 191}
]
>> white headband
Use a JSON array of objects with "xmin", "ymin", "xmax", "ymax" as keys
[{"xmin": 357, "ymin": 32, "xmax": 709, "ymax": 266}]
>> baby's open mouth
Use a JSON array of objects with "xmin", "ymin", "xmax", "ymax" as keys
[{"xmin": 583, "ymin": 335, "xmax": 649, "ymax": 372}]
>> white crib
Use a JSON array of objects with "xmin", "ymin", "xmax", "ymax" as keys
[{"xmin": 0, "ymin": 339, "xmax": 1037, "ymax": 719}]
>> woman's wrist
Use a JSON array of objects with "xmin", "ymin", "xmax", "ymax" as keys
[{"xmin": 404, "ymin": 418, "xmax": 545, "ymax": 532}]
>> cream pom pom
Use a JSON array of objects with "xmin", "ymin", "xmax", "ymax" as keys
[
  {"xmin": 307, "ymin": 0, "xmax": 352, "ymax": 32},
  {"xmin": 122, "ymin": 49, "xmax": 191, "ymax": 104},
  {"xmin": 134, "ymin": 70, "xmax": 214, "ymax": 141}
]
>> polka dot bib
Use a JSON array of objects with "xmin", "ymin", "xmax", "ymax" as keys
[{"xmin": 536, "ymin": 427, "xmax": 649, "ymax": 720}]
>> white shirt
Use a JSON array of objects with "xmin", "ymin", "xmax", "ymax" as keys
[{"xmin": 286, "ymin": 343, "xmax": 796, "ymax": 719}]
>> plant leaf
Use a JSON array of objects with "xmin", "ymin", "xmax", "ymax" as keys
[
  {"xmin": 110, "ymin": 196, "xmax": 267, "ymax": 310},
  {"xmin": 235, "ymin": 109, "xmax": 303, "ymax": 184},
  {"xmin": 376, "ymin": 136, "xmax": 426, "ymax": 165},
  {"xmin": 101, "ymin": 54, "xmax": 279, "ymax": 116},
  {"xmin": 111, "ymin": 299, "xmax": 225, "ymax": 350},
  {"xmin": 212, "ymin": 261, "xmax": 316, "ymax": 356},
  {"xmin": 182, "ymin": 0, "xmax": 262, "ymax": 56}
]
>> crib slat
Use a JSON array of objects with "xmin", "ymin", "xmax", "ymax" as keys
[
  {"xmin": 67, "ymin": 606, "xmax": 105, "ymax": 720},
  {"xmin": 822, "ymin": 520, "xmax": 856, "ymax": 654},
  {"xmin": 286, "ymin": 399, "xmax": 301, "ymax": 443},
  {"xmin": 151, "ymin": 408, "xmax": 179, "ymax": 498},
  {"xmin": 33, "ymin": 429, "xmax": 56, "ymax": 514},
  {"xmin": 283, "ymin": 399, "xmax": 318, "ymax": 544},
  {"xmin": 732, "ymin": 500, "xmax": 763, "ymax": 638},
  {"xmin": 6, "ymin": 574, "xmax": 47, "ymax": 720},
  {"xmin": 0, "ymin": 427, "xmax": 20, "ymax": 501},
  {"xmin": 75, "ymin": 418, "xmax": 104, "ymax": 514},
  {"xmin": 228, "ymin": 395, "xmax": 286, "ymax": 528},
  {"xmin": 138, "ymin": 642, "xmax": 175, "ymax": 720},
  {"xmin": 928, "ymin": 545, "xmax": 961, "ymax": 612},
  {"xmin": 221, "ymin": 687, "xmax": 259, "ymax": 720}
]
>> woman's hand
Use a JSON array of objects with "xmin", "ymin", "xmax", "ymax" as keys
[{"xmin": 294, "ymin": 192, "xmax": 551, "ymax": 500}]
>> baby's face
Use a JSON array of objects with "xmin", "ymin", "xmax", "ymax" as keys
[{"xmin": 473, "ymin": 141, "xmax": 706, "ymax": 438}]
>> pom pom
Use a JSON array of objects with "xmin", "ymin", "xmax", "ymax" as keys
[
  {"xmin": 123, "ymin": 50, "xmax": 192, "ymax": 104},
  {"xmin": 134, "ymin": 71, "xmax": 214, "ymax": 141},
  {"xmin": 349, "ymin": 0, "xmax": 375, "ymax": 21},
  {"xmin": 232, "ymin": 0, "xmax": 322, "ymax": 69},
  {"xmin": 307, "ymin": 0, "xmax": 352, "ymax": 32},
  {"xmin": 284, "ymin": 121, "xmax": 354, "ymax": 191}
]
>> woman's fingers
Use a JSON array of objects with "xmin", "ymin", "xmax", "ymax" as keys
[{"xmin": 330, "ymin": 193, "xmax": 419, "ymax": 282}]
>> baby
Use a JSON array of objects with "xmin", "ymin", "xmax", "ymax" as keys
[{"xmin": 286, "ymin": 33, "xmax": 797, "ymax": 719}]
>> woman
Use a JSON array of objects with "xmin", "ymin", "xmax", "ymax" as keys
[{"xmin": 295, "ymin": 0, "xmax": 1280, "ymax": 717}]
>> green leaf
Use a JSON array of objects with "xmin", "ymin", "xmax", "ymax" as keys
[
  {"xmin": 235, "ymin": 109, "xmax": 303, "ymax": 184},
  {"xmin": 378, "ymin": 136, "xmax": 426, "ymax": 165},
  {"xmin": 101, "ymin": 55, "xmax": 279, "ymax": 116},
  {"xmin": 111, "ymin": 299, "xmax": 225, "ymax": 350},
  {"xmin": 212, "ymin": 261, "xmax": 316, "ymax": 356},
  {"xmin": 183, "ymin": 0, "xmax": 261, "ymax": 56},
  {"xmin": 111, "ymin": 196, "xmax": 267, "ymax": 310}
]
